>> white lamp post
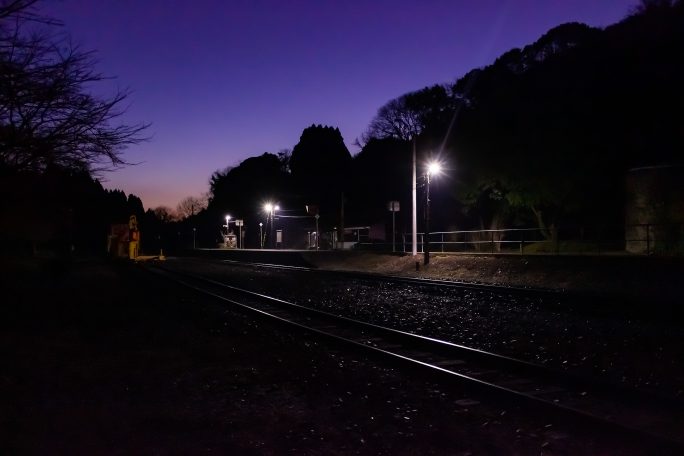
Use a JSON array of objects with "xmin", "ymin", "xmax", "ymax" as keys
[
  {"xmin": 224, "ymin": 215, "xmax": 236, "ymax": 248},
  {"xmin": 412, "ymin": 137, "xmax": 417, "ymax": 257},
  {"xmin": 315, "ymin": 214, "xmax": 320, "ymax": 250}
]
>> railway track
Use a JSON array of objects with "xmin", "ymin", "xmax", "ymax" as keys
[
  {"xmin": 217, "ymin": 258, "xmax": 561, "ymax": 296},
  {"xmin": 145, "ymin": 261, "xmax": 684, "ymax": 449}
]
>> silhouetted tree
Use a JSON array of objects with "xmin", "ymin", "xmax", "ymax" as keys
[
  {"xmin": 277, "ymin": 148, "xmax": 291, "ymax": 173},
  {"xmin": 289, "ymin": 125, "xmax": 352, "ymax": 229},
  {"xmin": 176, "ymin": 195, "xmax": 208, "ymax": 220},
  {"xmin": 0, "ymin": 0, "xmax": 149, "ymax": 174},
  {"xmin": 209, "ymin": 153, "xmax": 291, "ymax": 214},
  {"xmin": 126, "ymin": 194, "xmax": 145, "ymax": 220},
  {"xmin": 362, "ymin": 85, "xmax": 454, "ymax": 143},
  {"xmin": 445, "ymin": 7, "xmax": 684, "ymax": 234},
  {"xmin": 290, "ymin": 125, "xmax": 351, "ymax": 196},
  {"xmin": 349, "ymin": 137, "xmax": 410, "ymax": 224},
  {"xmin": 632, "ymin": 0, "xmax": 679, "ymax": 14}
]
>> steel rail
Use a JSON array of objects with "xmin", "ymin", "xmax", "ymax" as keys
[
  {"xmin": 212, "ymin": 258, "xmax": 683, "ymax": 323},
  {"xmin": 217, "ymin": 258, "xmax": 565, "ymax": 295}
]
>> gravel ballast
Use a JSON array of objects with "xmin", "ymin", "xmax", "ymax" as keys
[{"xmin": 168, "ymin": 255, "xmax": 684, "ymax": 397}]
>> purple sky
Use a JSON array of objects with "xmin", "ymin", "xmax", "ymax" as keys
[{"xmin": 43, "ymin": 0, "xmax": 637, "ymax": 210}]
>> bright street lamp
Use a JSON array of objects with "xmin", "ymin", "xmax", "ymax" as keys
[
  {"xmin": 225, "ymin": 214, "xmax": 245, "ymax": 249},
  {"xmin": 428, "ymin": 162, "xmax": 442, "ymax": 177},
  {"xmin": 223, "ymin": 215, "xmax": 234, "ymax": 248},
  {"xmin": 424, "ymin": 161, "xmax": 442, "ymax": 266},
  {"xmin": 263, "ymin": 202, "xmax": 279, "ymax": 248}
]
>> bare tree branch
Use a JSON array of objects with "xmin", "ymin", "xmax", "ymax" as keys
[
  {"xmin": 361, "ymin": 85, "xmax": 454, "ymax": 144},
  {"xmin": 0, "ymin": 0, "xmax": 149, "ymax": 174},
  {"xmin": 176, "ymin": 194, "xmax": 208, "ymax": 219}
]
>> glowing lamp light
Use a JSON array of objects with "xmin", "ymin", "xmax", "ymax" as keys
[
  {"xmin": 263, "ymin": 202, "xmax": 279, "ymax": 248},
  {"xmin": 264, "ymin": 203, "xmax": 279, "ymax": 213},
  {"xmin": 427, "ymin": 162, "xmax": 442, "ymax": 176}
]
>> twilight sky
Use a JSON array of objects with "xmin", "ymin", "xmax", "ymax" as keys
[{"xmin": 43, "ymin": 0, "xmax": 637, "ymax": 210}]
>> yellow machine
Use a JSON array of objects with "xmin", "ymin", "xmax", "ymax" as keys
[
  {"xmin": 107, "ymin": 215, "xmax": 140, "ymax": 259},
  {"xmin": 128, "ymin": 215, "xmax": 139, "ymax": 259}
]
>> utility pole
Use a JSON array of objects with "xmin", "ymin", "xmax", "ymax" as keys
[
  {"xmin": 339, "ymin": 191, "xmax": 345, "ymax": 249},
  {"xmin": 412, "ymin": 136, "xmax": 417, "ymax": 257},
  {"xmin": 270, "ymin": 212, "xmax": 275, "ymax": 249},
  {"xmin": 392, "ymin": 207, "xmax": 396, "ymax": 252},
  {"xmin": 315, "ymin": 214, "xmax": 320, "ymax": 250},
  {"xmin": 424, "ymin": 170, "xmax": 431, "ymax": 265}
]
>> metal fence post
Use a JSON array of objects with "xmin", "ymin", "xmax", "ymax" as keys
[
  {"xmin": 554, "ymin": 227, "xmax": 559, "ymax": 255},
  {"xmin": 520, "ymin": 230, "xmax": 525, "ymax": 255}
]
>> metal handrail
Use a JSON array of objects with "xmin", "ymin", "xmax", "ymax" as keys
[{"xmin": 389, "ymin": 223, "xmax": 684, "ymax": 256}]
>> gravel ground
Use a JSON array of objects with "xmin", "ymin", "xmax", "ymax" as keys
[
  {"xmin": 0, "ymin": 257, "xmax": 659, "ymax": 454},
  {"xmin": 167, "ymin": 257, "xmax": 684, "ymax": 398},
  {"xmin": 304, "ymin": 252, "xmax": 684, "ymax": 304}
]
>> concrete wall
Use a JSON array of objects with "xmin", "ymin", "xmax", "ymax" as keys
[{"xmin": 625, "ymin": 165, "xmax": 684, "ymax": 254}]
